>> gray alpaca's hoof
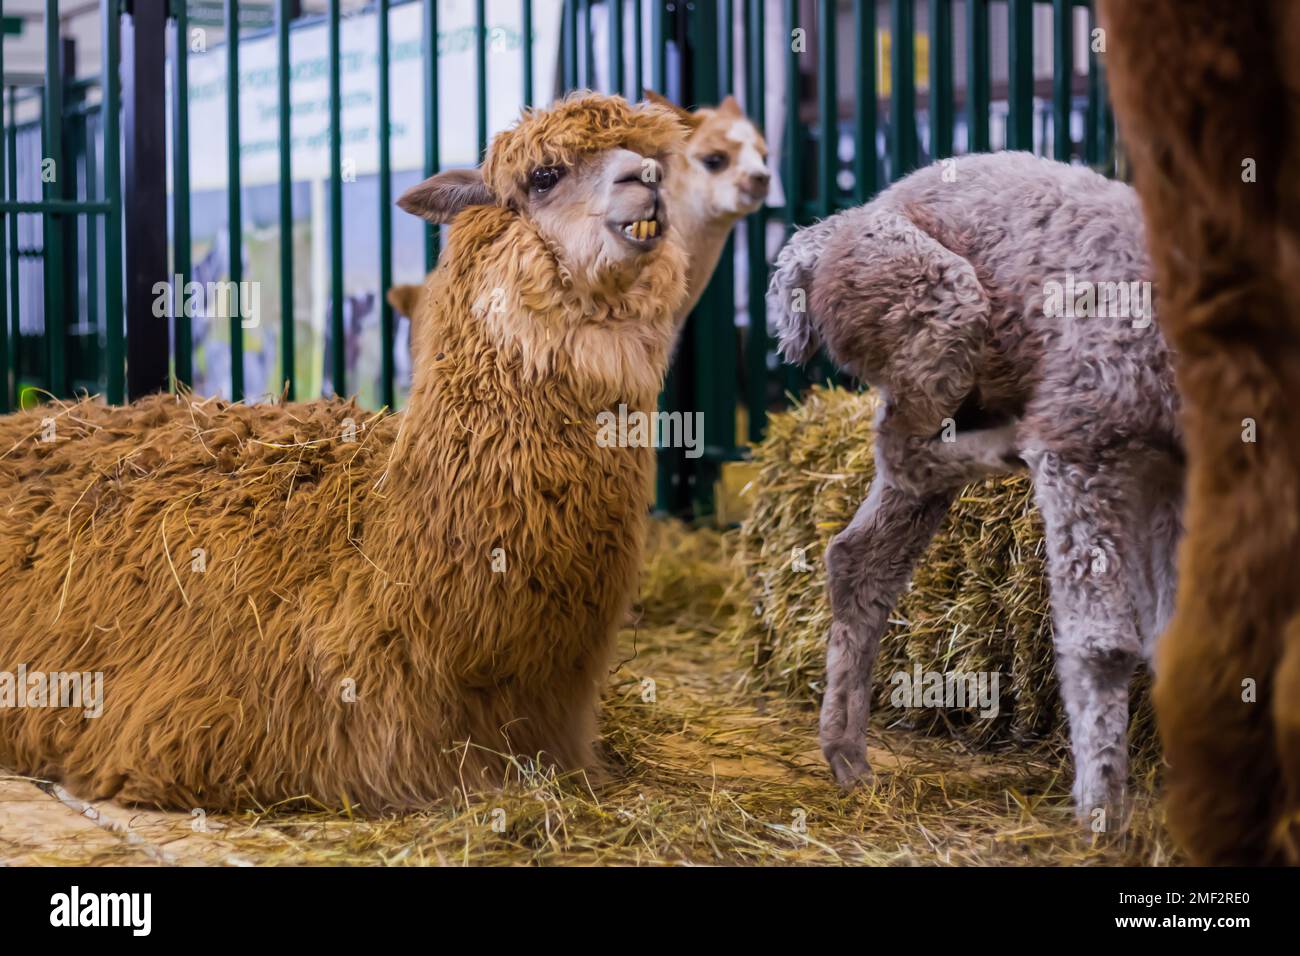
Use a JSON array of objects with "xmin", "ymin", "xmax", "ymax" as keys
[{"xmin": 822, "ymin": 739, "xmax": 873, "ymax": 789}]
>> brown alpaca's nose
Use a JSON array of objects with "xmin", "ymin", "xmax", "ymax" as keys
[
  {"xmin": 747, "ymin": 170, "xmax": 771, "ymax": 193},
  {"xmin": 614, "ymin": 155, "xmax": 664, "ymax": 192}
]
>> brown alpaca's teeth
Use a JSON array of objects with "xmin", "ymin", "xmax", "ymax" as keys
[{"xmin": 623, "ymin": 220, "xmax": 658, "ymax": 240}]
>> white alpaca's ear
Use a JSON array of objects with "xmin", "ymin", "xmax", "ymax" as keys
[{"xmin": 398, "ymin": 168, "xmax": 494, "ymax": 224}]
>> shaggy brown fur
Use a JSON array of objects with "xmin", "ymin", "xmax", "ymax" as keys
[
  {"xmin": 1101, "ymin": 0, "xmax": 1300, "ymax": 863},
  {"xmin": 0, "ymin": 95, "xmax": 687, "ymax": 812}
]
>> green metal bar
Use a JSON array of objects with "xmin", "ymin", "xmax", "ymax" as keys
[
  {"xmin": 423, "ymin": 0, "xmax": 439, "ymax": 270},
  {"xmin": 379, "ymin": 0, "xmax": 394, "ymax": 409},
  {"xmin": 522, "ymin": 0, "xmax": 534, "ymax": 106},
  {"xmin": 633, "ymin": 0, "xmax": 643, "ymax": 98},
  {"xmin": 721, "ymin": 0, "xmax": 733, "ymax": 96},
  {"xmin": 744, "ymin": 0, "xmax": 767, "ymax": 441},
  {"xmin": 44, "ymin": 0, "xmax": 65, "ymax": 397},
  {"xmin": 475, "ymin": 0, "xmax": 487, "ymax": 158},
  {"xmin": 889, "ymin": 0, "xmax": 916, "ymax": 178},
  {"xmin": 783, "ymin": 0, "xmax": 799, "ymax": 232},
  {"xmin": 853, "ymin": 0, "xmax": 877, "ymax": 202},
  {"xmin": 582, "ymin": 0, "xmax": 593, "ymax": 88},
  {"xmin": 966, "ymin": 0, "xmax": 989, "ymax": 152},
  {"xmin": 6, "ymin": 87, "xmax": 17, "ymax": 405},
  {"xmin": 103, "ymin": 0, "xmax": 124, "ymax": 404},
  {"xmin": 226, "ymin": 0, "xmax": 244, "ymax": 399},
  {"xmin": 1051, "ymin": 0, "xmax": 1072, "ymax": 161},
  {"xmin": 609, "ymin": 0, "xmax": 623, "ymax": 96},
  {"xmin": 651, "ymin": 0, "xmax": 664, "ymax": 92},
  {"xmin": 0, "ymin": 198, "xmax": 112, "ymax": 214},
  {"xmin": 0, "ymin": 84, "xmax": 7, "ymax": 412},
  {"xmin": 1096, "ymin": 50, "xmax": 1113, "ymax": 174},
  {"xmin": 563, "ymin": 0, "xmax": 576, "ymax": 91},
  {"xmin": 83, "ymin": 107, "xmax": 99, "ymax": 383},
  {"xmin": 276, "ymin": 0, "xmax": 293, "ymax": 398},
  {"xmin": 1007, "ymin": 0, "xmax": 1033, "ymax": 151},
  {"xmin": 780, "ymin": 0, "xmax": 806, "ymax": 396},
  {"xmin": 328, "ymin": 0, "xmax": 344, "ymax": 396},
  {"xmin": 173, "ymin": 0, "xmax": 193, "ymax": 389},
  {"xmin": 928, "ymin": 0, "xmax": 952, "ymax": 159},
  {"xmin": 817, "ymin": 0, "xmax": 836, "ymax": 216}
]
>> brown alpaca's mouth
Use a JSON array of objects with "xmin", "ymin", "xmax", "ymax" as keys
[{"xmin": 609, "ymin": 212, "xmax": 668, "ymax": 251}]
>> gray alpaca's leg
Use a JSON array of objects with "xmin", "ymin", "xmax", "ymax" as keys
[
  {"xmin": 820, "ymin": 476, "xmax": 954, "ymax": 786},
  {"xmin": 1029, "ymin": 450, "xmax": 1146, "ymax": 826}
]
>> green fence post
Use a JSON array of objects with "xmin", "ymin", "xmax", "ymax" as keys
[
  {"xmin": 103, "ymin": 1, "xmax": 124, "ymax": 404},
  {"xmin": 582, "ymin": 0, "xmax": 594, "ymax": 87},
  {"xmin": 784, "ymin": 0, "xmax": 800, "ymax": 228},
  {"xmin": 929, "ymin": 0, "xmax": 953, "ymax": 159},
  {"xmin": 889, "ymin": 0, "xmax": 916, "ymax": 178},
  {"xmin": 379, "ymin": 0, "xmax": 394, "ymax": 409},
  {"xmin": 854, "ymin": 0, "xmax": 878, "ymax": 203},
  {"xmin": 966, "ymin": 0, "xmax": 989, "ymax": 152},
  {"xmin": 523, "ymin": 0, "xmax": 534, "ymax": 106},
  {"xmin": 276, "ymin": 0, "xmax": 294, "ymax": 399},
  {"xmin": 817, "ymin": 0, "xmax": 837, "ymax": 216},
  {"xmin": 0, "ymin": 75, "xmax": 8, "ymax": 412},
  {"xmin": 651, "ymin": 0, "xmax": 664, "ymax": 92},
  {"xmin": 475, "ymin": 0, "xmax": 487, "ymax": 158},
  {"xmin": 43, "ymin": 0, "xmax": 66, "ymax": 397},
  {"xmin": 1007, "ymin": 0, "xmax": 1033, "ymax": 151},
  {"xmin": 424, "ymin": 0, "xmax": 440, "ymax": 270},
  {"xmin": 328, "ymin": 0, "xmax": 344, "ymax": 396},
  {"xmin": 744, "ymin": 0, "xmax": 768, "ymax": 442},
  {"xmin": 610, "ymin": 0, "xmax": 624, "ymax": 96},
  {"xmin": 173, "ymin": 0, "xmax": 193, "ymax": 389},
  {"xmin": 1051, "ymin": 0, "xmax": 1073, "ymax": 161},
  {"xmin": 633, "ymin": 0, "xmax": 643, "ymax": 98},
  {"xmin": 226, "ymin": 0, "xmax": 244, "ymax": 399}
]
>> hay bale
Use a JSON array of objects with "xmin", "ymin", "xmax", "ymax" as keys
[{"xmin": 728, "ymin": 386, "xmax": 1154, "ymax": 752}]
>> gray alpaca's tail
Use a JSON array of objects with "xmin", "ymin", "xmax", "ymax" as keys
[{"xmin": 767, "ymin": 220, "xmax": 837, "ymax": 365}]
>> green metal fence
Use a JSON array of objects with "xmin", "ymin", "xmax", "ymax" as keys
[{"xmin": 0, "ymin": 0, "xmax": 1114, "ymax": 514}]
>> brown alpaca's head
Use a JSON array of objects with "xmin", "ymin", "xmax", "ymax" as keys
[{"xmin": 398, "ymin": 93, "xmax": 685, "ymax": 298}]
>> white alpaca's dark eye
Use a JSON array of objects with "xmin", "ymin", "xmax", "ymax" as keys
[{"xmin": 530, "ymin": 166, "xmax": 563, "ymax": 193}]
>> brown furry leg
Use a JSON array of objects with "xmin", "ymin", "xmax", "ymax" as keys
[{"xmin": 1271, "ymin": 616, "xmax": 1300, "ymax": 863}]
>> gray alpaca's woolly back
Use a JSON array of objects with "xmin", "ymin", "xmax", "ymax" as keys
[{"xmin": 770, "ymin": 151, "xmax": 1180, "ymax": 452}]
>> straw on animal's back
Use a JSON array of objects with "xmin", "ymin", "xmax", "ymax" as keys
[{"xmin": 0, "ymin": 393, "xmax": 397, "ymax": 809}]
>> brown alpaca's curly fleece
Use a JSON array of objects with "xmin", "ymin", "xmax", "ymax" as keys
[
  {"xmin": 1101, "ymin": 0, "xmax": 1300, "ymax": 864},
  {"xmin": 0, "ymin": 95, "xmax": 688, "ymax": 813}
]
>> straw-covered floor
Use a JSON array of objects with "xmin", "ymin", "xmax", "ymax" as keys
[{"xmin": 5, "ymin": 523, "xmax": 1174, "ymax": 867}]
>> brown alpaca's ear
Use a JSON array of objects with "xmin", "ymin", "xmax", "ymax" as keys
[
  {"xmin": 386, "ymin": 284, "xmax": 422, "ymax": 318},
  {"xmin": 644, "ymin": 89, "xmax": 704, "ymax": 132},
  {"xmin": 397, "ymin": 168, "xmax": 494, "ymax": 224},
  {"xmin": 717, "ymin": 94, "xmax": 744, "ymax": 118}
]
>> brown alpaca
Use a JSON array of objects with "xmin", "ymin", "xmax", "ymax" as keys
[
  {"xmin": 0, "ymin": 94, "xmax": 687, "ymax": 813},
  {"xmin": 390, "ymin": 93, "xmax": 770, "ymax": 337},
  {"xmin": 1101, "ymin": 0, "xmax": 1300, "ymax": 863}
]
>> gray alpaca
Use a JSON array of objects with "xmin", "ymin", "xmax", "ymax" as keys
[{"xmin": 769, "ymin": 152, "xmax": 1183, "ymax": 823}]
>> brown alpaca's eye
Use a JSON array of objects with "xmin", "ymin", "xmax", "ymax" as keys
[
  {"xmin": 530, "ymin": 166, "xmax": 564, "ymax": 193},
  {"xmin": 701, "ymin": 152, "xmax": 729, "ymax": 172}
]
